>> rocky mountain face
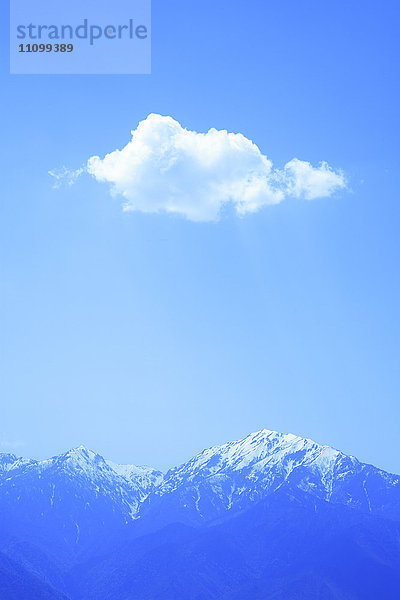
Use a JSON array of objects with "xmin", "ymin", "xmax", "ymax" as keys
[
  {"xmin": 73, "ymin": 488, "xmax": 400, "ymax": 600},
  {"xmin": 0, "ymin": 446, "xmax": 162, "ymax": 562},
  {"xmin": 139, "ymin": 429, "xmax": 400, "ymax": 529},
  {"xmin": 1, "ymin": 429, "xmax": 400, "ymax": 599}
]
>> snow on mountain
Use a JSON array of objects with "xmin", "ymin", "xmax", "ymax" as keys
[
  {"xmin": 106, "ymin": 460, "xmax": 163, "ymax": 491},
  {"xmin": 0, "ymin": 453, "xmax": 36, "ymax": 474},
  {"xmin": 0, "ymin": 445, "xmax": 162, "ymax": 520},
  {"xmin": 144, "ymin": 428, "xmax": 400, "ymax": 524},
  {"xmin": 1, "ymin": 429, "xmax": 399, "ymax": 541},
  {"xmin": 1, "ymin": 432, "xmax": 399, "ymax": 600},
  {"xmin": 0, "ymin": 453, "xmax": 18, "ymax": 473},
  {"xmin": 162, "ymin": 428, "xmax": 343, "ymax": 488},
  {"xmin": 0, "ymin": 445, "xmax": 164, "ymax": 563}
]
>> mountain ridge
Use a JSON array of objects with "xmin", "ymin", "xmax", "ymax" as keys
[
  {"xmin": 1, "ymin": 428, "xmax": 400, "ymax": 599},
  {"xmin": 3, "ymin": 426, "xmax": 399, "ymax": 483},
  {"xmin": 1, "ymin": 427, "xmax": 400, "ymax": 522}
]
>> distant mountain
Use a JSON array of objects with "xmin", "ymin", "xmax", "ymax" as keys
[
  {"xmin": 1, "ymin": 429, "xmax": 400, "ymax": 599},
  {"xmin": 138, "ymin": 429, "xmax": 400, "ymax": 529},
  {"xmin": 0, "ymin": 446, "xmax": 162, "ymax": 562}
]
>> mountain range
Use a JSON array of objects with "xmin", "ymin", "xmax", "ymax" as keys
[{"xmin": 1, "ymin": 429, "xmax": 399, "ymax": 599}]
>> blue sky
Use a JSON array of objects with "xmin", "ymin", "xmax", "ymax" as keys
[{"xmin": 1, "ymin": 0, "xmax": 400, "ymax": 472}]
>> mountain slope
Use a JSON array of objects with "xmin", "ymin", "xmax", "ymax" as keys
[
  {"xmin": 138, "ymin": 429, "xmax": 400, "ymax": 529},
  {"xmin": 1, "ymin": 429, "xmax": 400, "ymax": 599},
  {"xmin": 0, "ymin": 447, "xmax": 162, "ymax": 562},
  {"xmin": 73, "ymin": 487, "xmax": 400, "ymax": 600},
  {"xmin": 0, "ymin": 550, "xmax": 70, "ymax": 600}
]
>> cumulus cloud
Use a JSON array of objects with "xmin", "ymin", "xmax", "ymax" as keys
[{"xmin": 85, "ymin": 114, "xmax": 346, "ymax": 222}]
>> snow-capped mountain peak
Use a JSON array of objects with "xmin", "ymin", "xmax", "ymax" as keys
[
  {"xmin": 0, "ymin": 446, "xmax": 163, "ymax": 524},
  {"xmin": 162, "ymin": 428, "xmax": 344, "ymax": 487},
  {"xmin": 2, "ymin": 429, "xmax": 400, "ymax": 534},
  {"xmin": 1, "ymin": 431, "xmax": 400, "ymax": 599},
  {"xmin": 142, "ymin": 428, "xmax": 399, "ymax": 526},
  {"xmin": 65, "ymin": 444, "xmax": 96, "ymax": 458},
  {"xmin": 57, "ymin": 445, "xmax": 99, "ymax": 466}
]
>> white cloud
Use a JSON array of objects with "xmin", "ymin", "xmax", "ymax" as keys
[
  {"xmin": 283, "ymin": 158, "xmax": 346, "ymax": 200},
  {"xmin": 85, "ymin": 114, "xmax": 346, "ymax": 222},
  {"xmin": 49, "ymin": 166, "xmax": 84, "ymax": 189}
]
